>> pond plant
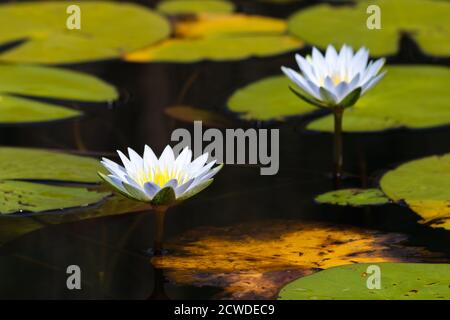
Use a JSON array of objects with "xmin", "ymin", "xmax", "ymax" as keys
[
  {"xmin": 281, "ymin": 45, "xmax": 385, "ymax": 185},
  {"xmin": 99, "ymin": 145, "xmax": 223, "ymax": 255}
]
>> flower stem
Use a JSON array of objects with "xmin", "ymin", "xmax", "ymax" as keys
[
  {"xmin": 333, "ymin": 107, "xmax": 344, "ymax": 188},
  {"xmin": 153, "ymin": 206, "xmax": 167, "ymax": 256}
]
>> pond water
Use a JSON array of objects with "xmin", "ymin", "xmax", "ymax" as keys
[{"xmin": 0, "ymin": 0, "xmax": 449, "ymax": 299}]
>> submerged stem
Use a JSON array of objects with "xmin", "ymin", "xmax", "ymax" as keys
[
  {"xmin": 333, "ymin": 108, "xmax": 344, "ymax": 188},
  {"xmin": 153, "ymin": 206, "xmax": 168, "ymax": 256}
]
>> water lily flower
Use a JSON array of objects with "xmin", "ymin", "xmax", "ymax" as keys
[
  {"xmin": 281, "ymin": 44, "xmax": 386, "ymax": 109},
  {"xmin": 99, "ymin": 145, "xmax": 223, "ymax": 207},
  {"xmin": 281, "ymin": 45, "xmax": 386, "ymax": 185}
]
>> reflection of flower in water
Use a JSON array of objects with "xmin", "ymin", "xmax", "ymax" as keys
[
  {"xmin": 153, "ymin": 221, "xmax": 439, "ymax": 299},
  {"xmin": 99, "ymin": 145, "xmax": 222, "ymax": 205}
]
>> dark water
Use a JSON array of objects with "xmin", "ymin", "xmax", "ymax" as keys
[{"xmin": 0, "ymin": 0, "xmax": 449, "ymax": 299}]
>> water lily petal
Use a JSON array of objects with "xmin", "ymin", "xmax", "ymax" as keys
[
  {"xmin": 189, "ymin": 153, "xmax": 209, "ymax": 175},
  {"xmin": 143, "ymin": 181, "xmax": 160, "ymax": 199},
  {"xmin": 362, "ymin": 71, "xmax": 386, "ymax": 94},
  {"xmin": 178, "ymin": 179, "xmax": 214, "ymax": 202},
  {"xmin": 123, "ymin": 182, "xmax": 149, "ymax": 201},
  {"xmin": 175, "ymin": 178, "xmax": 195, "ymax": 197},
  {"xmin": 325, "ymin": 45, "xmax": 338, "ymax": 72},
  {"xmin": 319, "ymin": 87, "xmax": 338, "ymax": 105},
  {"xmin": 362, "ymin": 58, "xmax": 385, "ymax": 84},
  {"xmin": 295, "ymin": 54, "xmax": 318, "ymax": 83},
  {"xmin": 163, "ymin": 178, "xmax": 178, "ymax": 190},
  {"xmin": 281, "ymin": 66, "xmax": 320, "ymax": 99}
]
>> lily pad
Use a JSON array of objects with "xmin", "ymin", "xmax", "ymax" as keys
[
  {"xmin": 228, "ymin": 66, "xmax": 450, "ymax": 132},
  {"xmin": 157, "ymin": 0, "xmax": 234, "ymax": 15},
  {"xmin": 278, "ymin": 263, "xmax": 450, "ymax": 300},
  {"xmin": 152, "ymin": 220, "xmax": 436, "ymax": 299},
  {"xmin": 125, "ymin": 14, "xmax": 303, "ymax": 62},
  {"xmin": 0, "ymin": 147, "xmax": 104, "ymax": 183},
  {"xmin": 316, "ymin": 188, "xmax": 390, "ymax": 207},
  {"xmin": 0, "ymin": 1, "xmax": 170, "ymax": 64},
  {"xmin": 0, "ymin": 180, "xmax": 109, "ymax": 214},
  {"xmin": 227, "ymin": 76, "xmax": 316, "ymax": 121},
  {"xmin": 287, "ymin": 0, "xmax": 450, "ymax": 57},
  {"xmin": 380, "ymin": 154, "xmax": 450, "ymax": 231},
  {"xmin": 0, "ymin": 147, "xmax": 113, "ymax": 215},
  {"xmin": 0, "ymin": 64, "xmax": 117, "ymax": 125}
]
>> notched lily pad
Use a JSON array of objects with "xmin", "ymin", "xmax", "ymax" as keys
[
  {"xmin": 315, "ymin": 188, "xmax": 390, "ymax": 207},
  {"xmin": 288, "ymin": 0, "xmax": 450, "ymax": 57},
  {"xmin": 380, "ymin": 153, "xmax": 450, "ymax": 231},
  {"xmin": 0, "ymin": 1, "xmax": 170, "ymax": 64},
  {"xmin": 0, "ymin": 147, "xmax": 104, "ymax": 183},
  {"xmin": 152, "ymin": 220, "xmax": 436, "ymax": 299},
  {"xmin": 0, "ymin": 64, "xmax": 118, "ymax": 125},
  {"xmin": 0, "ymin": 180, "xmax": 109, "ymax": 215},
  {"xmin": 125, "ymin": 14, "xmax": 303, "ymax": 62},
  {"xmin": 278, "ymin": 263, "xmax": 450, "ymax": 300}
]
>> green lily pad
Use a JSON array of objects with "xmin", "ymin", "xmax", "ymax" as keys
[
  {"xmin": 288, "ymin": 0, "xmax": 450, "ymax": 57},
  {"xmin": 316, "ymin": 188, "xmax": 390, "ymax": 207},
  {"xmin": 0, "ymin": 64, "xmax": 117, "ymax": 125},
  {"xmin": 157, "ymin": 0, "xmax": 234, "ymax": 15},
  {"xmin": 227, "ymin": 76, "xmax": 316, "ymax": 121},
  {"xmin": 0, "ymin": 147, "xmax": 104, "ymax": 183},
  {"xmin": 0, "ymin": 180, "xmax": 109, "ymax": 214},
  {"xmin": 228, "ymin": 66, "xmax": 450, "ymax": 132},
  {"xmin": 0, "ymin": 147, "xmax": 113, "ymax": 215},
  {"xmin": 278, "ymin": 263, "xmax": 450, "ymax": 300},
  {"xmin": 380, "ymin": 153, "xmax": 450, "ymax": 231},
  {"xmin": 0, "ymin": 1, "xmax": 170, "ymax": 64},
  {"xmin": 125, "ymin": 14, "xmax": 303, "ymax": 62}
]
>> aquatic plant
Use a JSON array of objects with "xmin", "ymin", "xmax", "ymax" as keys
[
  {"xmin": 99, "ymin": 145, "xmax": 222, "ymax": 254},
  {"xmin": 281, "ymin": 44, "xmax": 385, "ymax": 183}
]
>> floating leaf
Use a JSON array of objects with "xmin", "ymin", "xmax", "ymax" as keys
[
  {"xmin": 316, "ymin": 188, "xmax": 390, "ymax": 207},
  {"xmin": 228, "ymin": 66, "xmax": 450, "ymax": 132},
  {"xmin": 0, "ymin": 2, "xmax": 170, "ymax": 64},
  {"xmin": 288, "ymin": 0, "xmax": 450, "ymax": 57},
  {"xmin": 0, "ymin": 180, "xmax": 109, "ymax": 215},
  {"xmin": 157, "ymin": 0, "xmax": 234, "ymax": 15},
  {"xmin": 380, "ymin": 154, "xmax": 450, "ymax": 231},
  {"xmin": 125, "ymin": 14, "xmax": 302, "ymax": 62},
  {"xmin": 227, "ymin": 76, "xmax": 316, "ymax": 121},
  {"xmin": 152, "ymin": 220, "xmax": 436, "ymax": 299},
  {"xmin": 0, "ymin": 64, "xmax": 117, "ymax": 125},
  {"xmin": 0, "ymin": 147, "xmax": 111, "ymax": 214},
  {"xmin": 165, "ymin": 105, "xmax": 236, "ymax": 127},
  {"xmin": 279, "ymin": 263, "xmax": 450, "ymax": 300},
  {"xmin": 0, "ymin": 147, "xmax": 103, "ymax": 183}
]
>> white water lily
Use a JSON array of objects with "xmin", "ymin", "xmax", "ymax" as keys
[
  {"xmin": 99, "ymin": 145, "xmax": 222, "ymax": 205},
  {"xmin": 281, "ymin": 44, "xmax": 386, "ymax": 108}
]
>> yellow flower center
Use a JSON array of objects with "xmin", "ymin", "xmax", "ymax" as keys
[{"xmin": 135, "ymin": 167, "xmax": 190, "ymax": 188}]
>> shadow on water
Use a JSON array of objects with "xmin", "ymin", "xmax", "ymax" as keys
[{"xmin": 0, "ymin": 0, "xmax": 449, "ymax": 299}]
